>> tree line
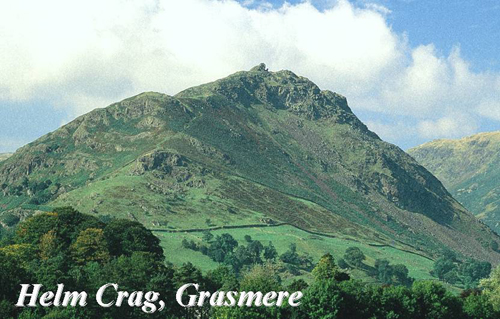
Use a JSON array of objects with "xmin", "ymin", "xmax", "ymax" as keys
[
  {"xmin": 2, "ymin": 208, "xmax": 500, "ymax": 318},
  {"xmin": 182, "ymin": 232, "xmax": 313, "ymax": 274}
]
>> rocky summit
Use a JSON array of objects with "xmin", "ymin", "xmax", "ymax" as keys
[{"xmin": 1, "ymin": 64, "xmax": 499, "ymax": 263}]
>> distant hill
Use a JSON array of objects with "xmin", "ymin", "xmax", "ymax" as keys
[
  {"xmin": 0, "ymin": 153, "xmax": 11, "ymax": 162},
  {"xmin": 409, "ymin": 132, "xmax": 500, "ymax": 235},
  {"xmin": 1, "ymin": 64, "xmax": 499, "ymax": 265}
]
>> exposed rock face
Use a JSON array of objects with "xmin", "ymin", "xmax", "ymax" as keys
[
  {"xmin": 132, "ymin": 151, "xmax": 186, "ymax": 175},
  {"xmin": 178, "ymin": 66, "xmax": 362, "ymax": 124}
]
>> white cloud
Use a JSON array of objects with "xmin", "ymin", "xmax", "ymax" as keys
[
  {"xmin": 365, "ymin": 120, "xmax": 417, "ymax": 143},
  {"xmin": 364, "ymin": 3, "xmax": 391, "ymax": 15},
  {"xmin": 417, "ymin": 115, "xmax": 479, "ymax": 139},
  {"xmin": 0, "ymin": 0, "xmax": 500, "ymax": 146},
  {"xmin": 478, "ymin": 100, "xmax": 500, "ymax": 122}
]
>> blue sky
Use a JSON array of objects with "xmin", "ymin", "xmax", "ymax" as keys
[
  {"xmin": 1, "ymin": 0, "xmax": 500, "ymax": 152},
  {"xmin": 362, "ymin": 0, "xmax": 500, "ymax": 73},
  {"xmin": 250, "ymin": 0, "xmax": 500, "ymax": 72}
]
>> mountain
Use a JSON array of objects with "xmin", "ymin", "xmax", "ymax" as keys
[
  {"xmin": 409, "ymin": 131, "xmax": 500, "ymax": 235},
  {"xmin": 0, "ymin": 64, "xmax": 499, "ymax": 265}
]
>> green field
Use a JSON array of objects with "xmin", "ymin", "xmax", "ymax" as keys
[{"xmin": 155, "ymin": 224, "xmax": 435, "ymax": 282}]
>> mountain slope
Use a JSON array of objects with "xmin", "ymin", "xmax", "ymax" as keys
[
  {"xmin": 1, "ymin": 64, "xmax": 499, "ymax": 263},
  {"xmin": 409, "ymin": 132, "xmax": 500, "ymax": 234}
]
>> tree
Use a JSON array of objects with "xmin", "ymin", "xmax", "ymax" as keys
[
  {"xmin": 463, "ymin": 293, "xmax": 499, "ymax": 319},
  {"xmin": 15, "ymin": 212, "xmax": 59, "ymax": 245},
  {"xmin": 173, "ymin": 262, "xmax": 204, "ymax": 289},
  {"xmin": 375, "ymin": 260, "xmax": 413, "ymax": 286},
  {"xmin": 53, "ymin": 207, "xmax": 104, "ymax": 245},
  {"xmin": 99, "ymin": 252, "xmax": 173, "ymax": 318},
  {"xmin": 244, "ymin": 235, "xmax": 252, "ymax": 242},
  {"xmin": 375, "ymin": 259, "xmax": 393, "ymax": 284},
  {"xmin": 337, "ymin": 258, "xmax": 349, "ymax": 269},
  {"xmin": 173, "ymin": 262, "xmax": 208, "ymax": 319},
  {"xmin": 0, "ymin": 250, "xmax": 30, "ymax": 302},
  {"xmin": 411, "ymin": 281, "xmax": 464, "ymax": 318},
  {"xmin": 280, "ymin": 243, "xmax": 300, "ymax": 265},
  {"xmin": 480, "ymin": 266, "xmax": 500, "ymax": 311},
  {"xmin": 299, "ymin": 279, "xmax": 343, "ymax": 318},
  {"xmin": 460, "ymin": 259, "xmax": 491, "ymax": 287},
  {"xmin": 39, "ymin": 230, "xmax": 59, "ymax": 260},
  {"xmin": 300, "ymin": 253, "xmax": 314, "ymax": 271},
  {"xmin": 442, "ymin": 249, "xmax": 458, "ymax": 262},
  {"xmin": 344, "ymin": 247, "xmax": 365, "ymax": 267},
  {"xmin": 223, "ymin": 252, "xmax": 244, "ymax": 273},
  {"xmin": 263, "ymin": 241, "xmax": 278, "ymax": 261},
  {"xmin": 247, "ymin": 240, "xmax": 264, "ymax": 264},
  {"xmin": 0, "ymin": 299, "xmax": 15, "ymax": 319},
  {"xmin": 71, "ymin": 228, "xmax": 110, "ymax": 264},
  {"xmin": 393, "ymin": 264, "xmax": 413, "ymax": 286},
  {"xmin": 0, "ymin": 208, "xmax": 202, "ymax": 318},
  {"xmin": 312, "ymin": 253, "xmax": 347, "ymax": 282},
  {"xmin": 181, "ymin": 239, "xmax": 199, "ymax": 251},
  {"xmin": 0, "ymin": 243, "xmax": 36, "ymax": 269},
  {"xmin": 206, "ymin": 266, "xmax": 238, "ymax": 291},
  {"xmin": 288, "ymin": 278, "xmax": 309, "ymax": 292},
  {"xmin": 104, "ymin": 219, "xmax": 163, "ymax": 259},
  {"xmin": 207, "ymin": 233, "xmax": 238, "ymax": 262},
  {"xmin": 202, "ymin": 231, "xmax": 214, "ymax": 242},
  {"xmin": 232, "ymin": 246, "xmax": 252, "ymax": 271},
  {"xmin": 443, "ymin": 270, "xmax": 460, "ymax": 285},
  {"xmin": 215, "ymin": 264, "xmax": 283, "ymax": 319},
  {"xmin": 433, "ymin": 257, "xmax": 457, "ymax": 280}
]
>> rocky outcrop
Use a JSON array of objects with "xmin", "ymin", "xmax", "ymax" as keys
[{"xmin": 132, "ymin": 151, "xmax": 186, "ymax": 175}]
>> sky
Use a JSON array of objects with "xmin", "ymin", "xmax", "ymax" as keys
[{"xmin": 0, "ymin": 0, "xmax": 499, "ymax": 152}]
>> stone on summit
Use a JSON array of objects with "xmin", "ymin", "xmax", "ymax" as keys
[{"xmin": 250, "ymin": 63, "xmax": 268, "ymax": 72}]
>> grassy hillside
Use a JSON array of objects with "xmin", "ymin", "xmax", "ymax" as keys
[
  {"xmin": 1, "ymin": 64, "xmax": 499, "ymax": 273},
  {"xmin": 409, "ymin": 131, "xmax": 500, "ymax": 234}
]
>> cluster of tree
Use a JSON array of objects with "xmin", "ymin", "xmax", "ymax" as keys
[
  {"xmin": 343, "ymin": 246, "xmax": 366, "ymax": 267},
  {"xmin": 0, "ymin": 207, "xmax": 204, "ymax": 318},
  {"xmin": 216, "ymin": 253, "xmax": 500, "ymax": 319},
  {"xmin": 278, "ymin": 243, "xmax": 314, "ymax": 273},
  {"xmin": 432, "ymin": 251, "xmax": 491, "ymax": 287},
  {"xmin": 4, "ymin": 208, "xmax": 500, "ymax": 318},
  {"xmin": 340, "ymin": 246, "xmax": 413, "ymax": 286},
  {"xmin": 182, "ymin": 233, "xmax": 313, "ymax": 274},
  {"xmin": 374, "ymin": 259, "xmax": 413, "ymax": 286}
]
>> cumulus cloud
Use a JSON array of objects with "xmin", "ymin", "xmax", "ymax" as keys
[
  {"xmin": 0, "ymin": 0, "xmax": 499, "ymax": 147},
  {"xmin": 365, "ymin": 120, "xmax": 417, "ymax": 142},
  {"xmin": 417, "ymin": 115, "xmax": 479, "ymax": 140},
  {"xmin": 478, "ymin": 100, "xmax": 500, "ymax": 122},
  {"xmin": 363, "ymin": 3, "xmax": 391, "ymax": 15}
]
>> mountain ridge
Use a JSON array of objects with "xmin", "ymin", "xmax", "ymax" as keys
[
  {"xmin": 409, "ymin": 131, "xmax": 500, "ymax": 234},
  {"xmin": 1, "ymin": 64, "xmax": 499, "ymax": 264}
]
